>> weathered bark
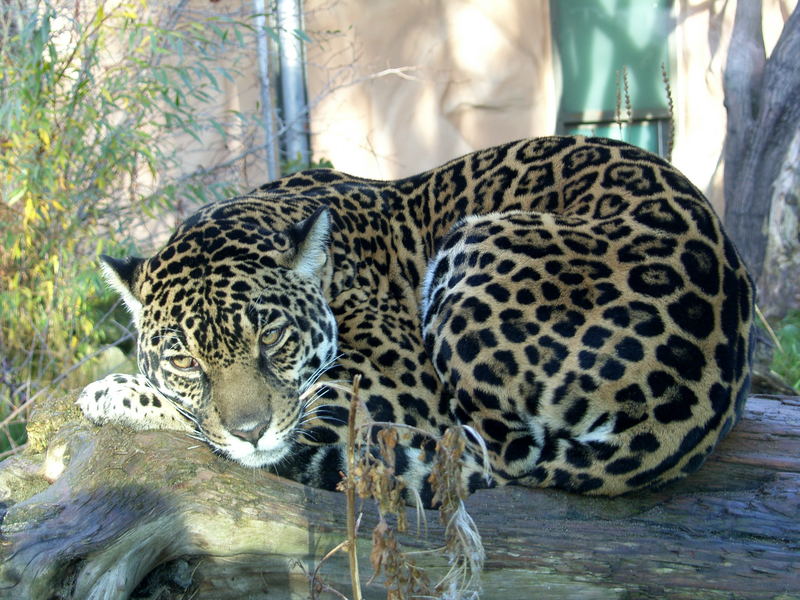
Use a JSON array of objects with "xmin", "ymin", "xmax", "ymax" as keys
[
  {"xmin": 723, "ymin": 2, "xmax": 800, "ymax": 288},
  {"xmin": 759, "ymin": 126, "xmax": 800, "ymax": 319},
  {"xmin": 0, "ymin": 391, "xmax": 798, "ymax": 600}
]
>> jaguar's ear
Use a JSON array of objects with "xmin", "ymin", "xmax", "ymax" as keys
[
  {"xmin": 100, "ymin": 255, "xmax": 145, "ymax": 323},
  {"xmin": 288, "ymin": 207, "xmax": 331, "ymax": 278}
]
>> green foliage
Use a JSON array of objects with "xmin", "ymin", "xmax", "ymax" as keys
[
  {"xmin": 282, "ymin": 152, "xmax": 334, "ymax": 174},
  {"xmin": 771, "ymin": 311, "xmax": 800, "ymax": 392},
  {"xmin": 0, "ymin": 1, "xmax": 257, "ymax": 457}
]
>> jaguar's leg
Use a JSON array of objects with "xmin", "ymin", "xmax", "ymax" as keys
[
  {"xmin": 421, "ymin": 211, "xmax": 617, "ymax": 492},
  {"xmin": 280, "ymin": 427, "xmax": 494, "ymax": 508},
  {"xmin": 77, "ymin": 373, "xmax": 194, "ymax": 433}
]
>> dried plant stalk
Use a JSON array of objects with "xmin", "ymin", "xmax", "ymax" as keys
[
  {"xmin": 622, "ymin": 66, "xmax": 632, "ymax": 123},
  {"xmin": 430, "ymin": 427, "xmax": 484, "ymax": 599},
  {"xmin": 661, "ymin": 61, "xmax": 675, "ymax": 161},
  {"xmin": 346, "ymin": 374, "xmax": 364, "ymax": 600},
  {"xmin": 615, "ymin": 69, "xmax": 624, "ymax": 136},
  {"xmin": 334, "ymin": 376, "xmax": 486, "ymax": 599}
]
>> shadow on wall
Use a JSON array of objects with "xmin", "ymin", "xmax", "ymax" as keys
[{"xmin": 304, "ymin": 0, "xmax": 556, "ymax": 179}]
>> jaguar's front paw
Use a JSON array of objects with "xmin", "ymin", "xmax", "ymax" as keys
[{"xmin": 77, "ymin": 373, "xmax": 193, "ymax": 432}]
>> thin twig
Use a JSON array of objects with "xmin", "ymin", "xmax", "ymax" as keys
[
  {"xmin": 756, "ymin": 304, "xmax": 783, "ymax": 353},
  {"xmin": 309, "ymin": 540, "xmax": 350, "ymax": 600},
  {"xmin": 346, "ymin": 373, "xmax": 364, "ymax": 600}
]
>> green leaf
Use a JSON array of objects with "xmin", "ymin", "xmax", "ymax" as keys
[
  {"xmin": 234, "ymin": 26, "xmax": 245, "ymax": 46},
  {"xmin": 265, "ymin": 26, "xmax": 280, "ymax": 43},
  {"xmin": 216, "ymin": 66, "xmax": 234, "ymax": 83},
  {"xmin": 6, "ymin": 187, "xmax": 26, "ymax": 207},
  {"xmin": 293, "ymin": 28, "xmax": 311, "ymax": 43}
]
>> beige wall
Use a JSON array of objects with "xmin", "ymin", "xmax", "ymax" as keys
[
  {"xmin": 304, "ymin": 0, "xmax": 797, "ymax": 209},
  {"xmin": 304, "ymin": 0, "xmax": 556, "ymax": 179}
]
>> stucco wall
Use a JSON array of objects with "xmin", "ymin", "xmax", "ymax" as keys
[
  {"xmin": 303, "ymin": 0, "xmax": 797, "ymax": 209},
  {"xmin": 305, "ymin": 0, "xmax": 556, "ymax": 179}
]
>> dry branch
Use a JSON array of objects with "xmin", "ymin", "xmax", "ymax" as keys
[{"xmin": 0, "ymin": 392, "xmax": 798, "ymax": 599}]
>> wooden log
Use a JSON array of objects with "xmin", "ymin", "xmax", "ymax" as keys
[{"xmin": 0, "ymin": 393, "xmax": 798, "ymax": 599}]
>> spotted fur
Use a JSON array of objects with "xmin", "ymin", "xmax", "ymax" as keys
[{"xmin": 78, "ymin": 136, "xmax": 754, "ymax": 505}]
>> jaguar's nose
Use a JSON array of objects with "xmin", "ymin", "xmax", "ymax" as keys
[{"xmin": 230, "ymin": 422, "xmax": 270, "ymax": 445}]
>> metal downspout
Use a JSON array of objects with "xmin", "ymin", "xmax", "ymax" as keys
[
  {"xmin": 276, "ymin": 0, "xmax": 310, "ymax": 168},
  {"xmin": 253, "ymin": 0, "xmax": 279, "ymax": 181}
]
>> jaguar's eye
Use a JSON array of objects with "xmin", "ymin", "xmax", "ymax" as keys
[
  {"xmin": 170, "ymin": 355, "xmax": 199, "ymax": 370},
  {"xmin": 260, "ymin": 326, "xmax": 286, "ymax": 348}
]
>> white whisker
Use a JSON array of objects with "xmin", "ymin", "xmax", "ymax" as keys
[
  {"xmin": 297, "ymin": 429, "xmax": 319, "ymax": 442},
  {"xmin": 302, "ymin": 405, "xmax": 335, "ymax": 417},
  {"xmin": 302, "ymin": 389, "xmax": 331, "ymax": 410},
  {"xmin": 173, "ymin": 403, "xmax": 201, "ymax": 428},
  {"xmin": 299, "ymin": 353, "xmax": 346, "ymax": 395}
]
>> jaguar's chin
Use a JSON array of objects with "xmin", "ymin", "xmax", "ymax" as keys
[
  {"xmin": 214, "ymin": 427, "xmax": 295, "ymax": 468},
  {"xmin": 223, "ymin": 441, "xmax": 292, "ymax": 468}
]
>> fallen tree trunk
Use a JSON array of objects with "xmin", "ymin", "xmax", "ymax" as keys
[{"xmin": 0, "ymin": 392, "xmax": 798, "ymax": 600}]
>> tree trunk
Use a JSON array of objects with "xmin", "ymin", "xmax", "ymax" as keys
[
  {"xmin": 723, "ymin": 2, "xmax": 800, "ymax": 290},
  {"xmin": 0, "ymin": 392, "xmax": 798, "ymax": 600},
  {"xmin": 759, "ymin": 126, "xmax": 800, "ymax": 319}
]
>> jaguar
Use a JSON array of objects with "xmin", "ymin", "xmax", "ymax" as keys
[{"xmin": 78, "ymin": 136, "xmax": 754, "ymax": 506}]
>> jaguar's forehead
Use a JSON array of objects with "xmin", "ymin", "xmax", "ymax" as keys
[
  {"xmin": 135, "ymin": 220, "xmax": 319, "ymax": 341},
  {"xmin": 137, "ymin": 282, "xmax": 256, "ymax": 350},
  {"xmin": 138, "ymin": 258, "xmax": 304, "ymax": 318},
  {"xmin": 161, "ymin": 216, "xmax": 293, "ymax": 265},
  {"xmin": 136, "ymin": 218, "xmax": 301, "ymax": 300}
]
